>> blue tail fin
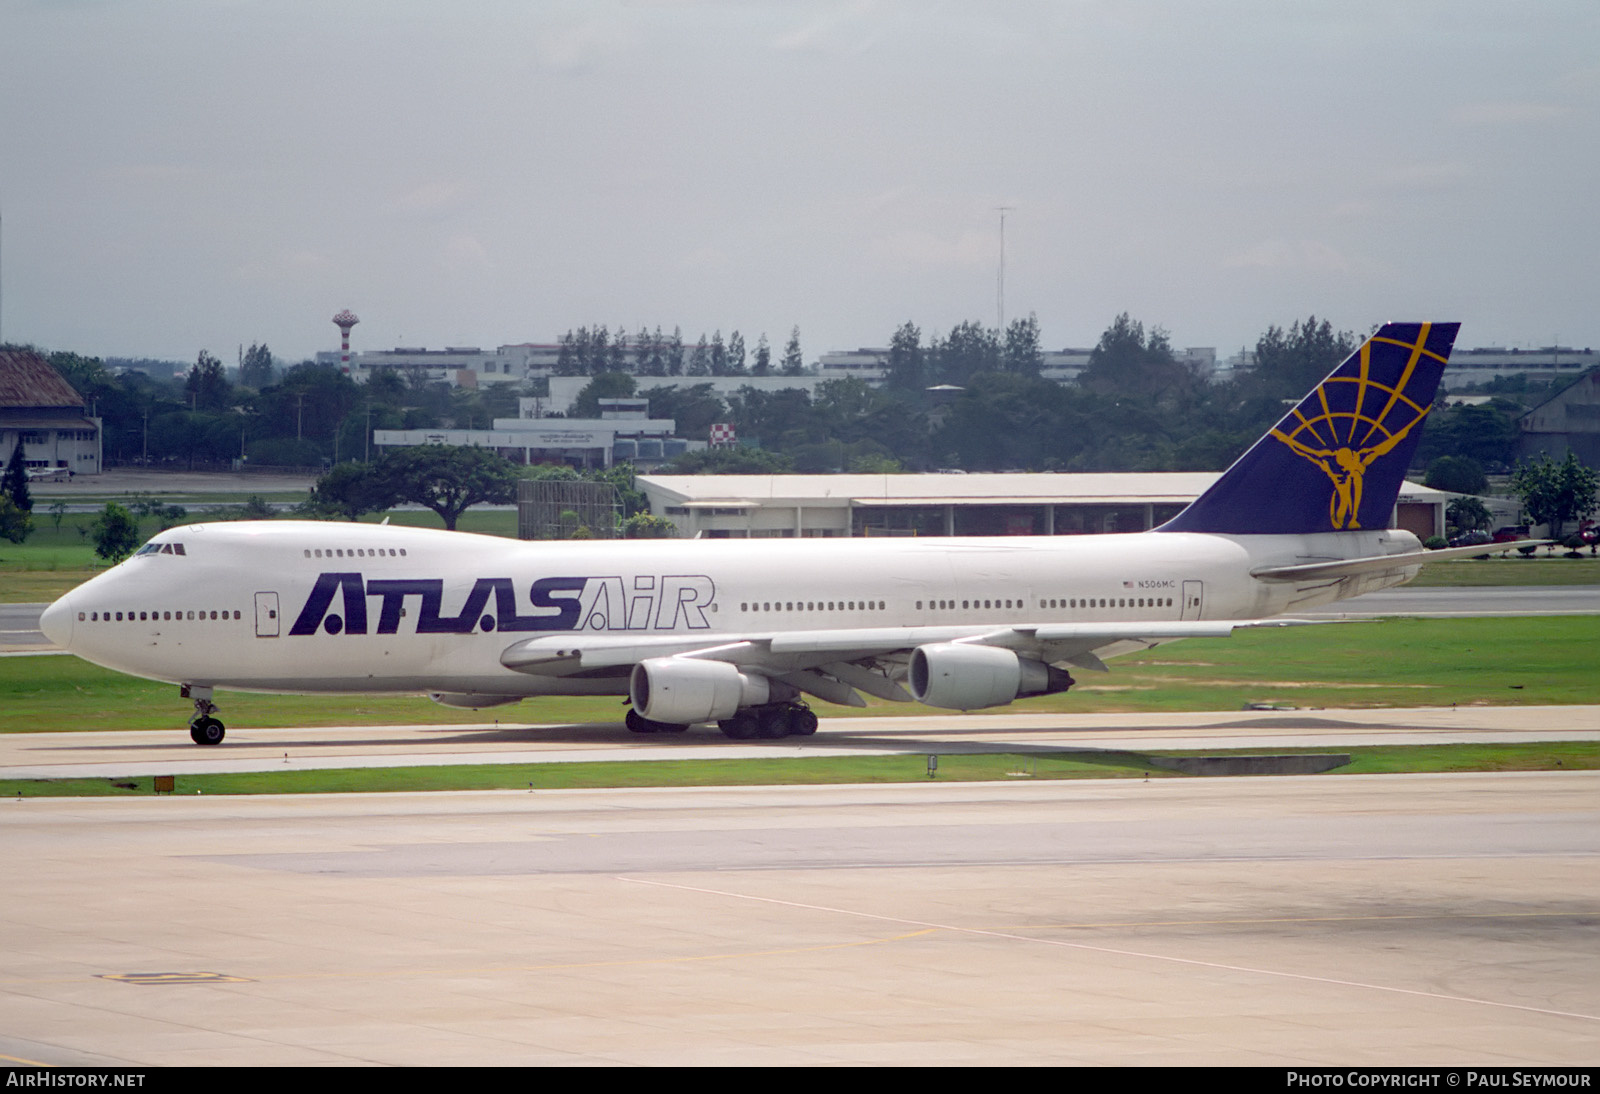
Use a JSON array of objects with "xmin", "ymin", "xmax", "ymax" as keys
[{"xmin": 1158, "ymin": 322, "xmax": 1460, "ymax": 535}]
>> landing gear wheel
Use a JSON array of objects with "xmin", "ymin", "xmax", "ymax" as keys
[
  {"xmin": 755, "ymin": 706, "xmax": 790, "ymax": 739},
  {"xmin": 626, "ymin": 709, "xmax": 690, "ymax": 735},
  {"xmin": 789, "ymin": 706, "xmax": 818, "ymax": 736},
  {"xmin": 189, "ymin": 717, "xmax": 225, "ymax": 746},
  {"xmin": 719, "ymin": 710, "xmax": 758, "ymax": 740},
  {"xmin": 183, "ymin": 687, "xmax": 224, "ymax": 746}
]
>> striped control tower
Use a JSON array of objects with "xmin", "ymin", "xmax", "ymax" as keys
[{"xmin": 332, "ymin": 309, "xmax": 360, "ymax": 374}]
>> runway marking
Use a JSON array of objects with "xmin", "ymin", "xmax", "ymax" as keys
[
  {"xmin": 619, "ymin": 877, "xmax": 1600, "ymax": 1026},
  {"xmin": 0, "ymin": 1052, "xmax": 52, "ymax": 1067}
]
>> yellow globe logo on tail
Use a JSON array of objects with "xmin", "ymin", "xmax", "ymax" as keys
[{"xmin": 1268, "ymin": 324, "xmax": 1446, "ymax": 529}]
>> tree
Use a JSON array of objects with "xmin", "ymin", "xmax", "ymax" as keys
[
  {"xmin": 186, "ymin": 350, "xmax": 232, "ymax": 411},
  {"xmin": 886, "ymin": 321, "xmax": 926, "ymax": 390},
  {"xmin": 622, "ymin": 512, "xmax": 678, "ymax": 538},
  {"xmin": 1510, "ymin": 451, "xmax": 1600, "ymax": 538},
  {"xmin": 666, "ymin": 327, "xmax": 685, "ymax": 376},
  {"xmin": 239, "ymin": 343, "xmax": 275, "ymax": 389},
  {"xmin": 1424, "ymin": 455, "xmax": 1488, "ymax": 495},
  {"xmin": 234, "ymin": 496, "xmax": 276, "ymax": 521},
  {"xmin": 1248, "ymin": 316, "xmax": 1358, "ymax": 401},
  {"xmin": 709, "ymin": 330, "xmax": 727, "ymax": 376},
  {"xmin": 572, "ymin": 372, "xmax": 637, "ymax": 418},
  {"xmin": 1414, "ymin": 401, "xmax": 1522, "ymax": 471},
  {"xmin": 752, "ymin": 333, "xmax": 771, "ymax": 376},
  {"xmin": 934, "ymin": 320, "xmax": 1001, "ymax": 386},
  {"xmin": 639, "ymin": 383, "xmax": 726, "ymax": 441},
  {"xmin": 689, "ymin": 334, "xmax": 711, "ymax": 376},
  {"xmin": 2, "ymin": 442, "xmax": 31, "ymax": 513},
  {"xmin": 91, "ymin": 502, "xmax": 140, "ymax": 563},
  {"xmin": 781, "ymin": 327, "xmax": 804, "ymax": 375},
  {"xmin": 377, "ymin": 445, "xmax": 522, "ymax": 530},
  {"xmin": 1079, "ymin": 313, "xmax": 1183, "ymax": 399},
  {"xmin": 0, "ymin": 496, "xmax": 31, "ymax": 545},
  {"xmin": 663, "ymin": 446, "xmax": 793, "ymax": 474},
  {"xmin": 304, "ymin": 462, "xmax": 399, "ymax": 521},
  {"xmin": 608, "ymin": 328, "xmax": 629, "ymax": 373},
  {"xmin": 727, "ymin": 330, "xmax": 747, "ymax": 376},
  {"xmin": 1446, "ymin": 496, "xmax": 1492, "ymax": 536},
  {"xmin": 1002, "ymin": 314, "xmax": 1043, "ymax": 377}
]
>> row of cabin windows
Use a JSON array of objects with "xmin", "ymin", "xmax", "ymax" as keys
[
  {"xmin": 737, "ymin": 596, "xmax": 1175, "ymax": 614},
  {"xmin": 914, "ymin": 596, "xmax": 1175, "ymax": 610},
  {"xmin": 304, "ymin": 547, "xmax": 406, "ymax": 559},
  {"xmin": 740, "ymin": 600, "xmax": 887, "ymax": 613},
  {"xmin": 80, "ymin": 609, "xmax": 242, "ymax": 623}
]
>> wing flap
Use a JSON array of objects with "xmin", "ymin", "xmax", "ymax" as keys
[{"xmin": 502, "ymin": 618, "xmax": 1314, "ymax": 677}]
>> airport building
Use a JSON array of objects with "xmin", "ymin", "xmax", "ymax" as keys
[
  {"xmin": 316, "ymin": 328, "xmax": 1592, "ymax": 397},
  {"xmin": 636, "ymin": 472, "xmax": 1450, "ymax": 541},
  {"xmin": 315, "ymin": 343, "xmax": 565, "ymax": 387},
  {"xmin": 374, "ymin": 399, "xmax": 698, "ymax": 469},
  {"xmin": 539, "ymin": 374, "xmax": 839, "ymax": 417},
  {"xmin": 1518, "ymin": 370, "xmax": 1600, "ymax": 466},
  {"xmin": 1443, "ymin": 346, "xmax": 1599, "ymax": 388},
  {"xmin": 818, "ymin": 346, "xmax": 1219, "ymax": 384},
  {"xmin": 0, "ymin": 348, "xmax": 102, "ymax": 477}
]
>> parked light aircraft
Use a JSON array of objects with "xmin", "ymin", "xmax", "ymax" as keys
[{"xmin": 41, "ymin": 322, "xmax": 1505, "ymax": 746}]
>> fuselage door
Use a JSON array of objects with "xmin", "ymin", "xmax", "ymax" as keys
[
  {"xmin": 1180, "ymin": 580, "xmax": 1204, "ymax": 621},
  {"xmin": 255, "ymin": 592, "xmax": 280, "ymax": 638}
]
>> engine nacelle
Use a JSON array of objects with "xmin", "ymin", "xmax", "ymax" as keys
[
  {"xmin": 630, "ymin": 658, "xmax": 772, "ymax": 724},
  {"xmin": 907, "ymin": 643, "xmax": 1073, "ymax": 711},
  {"xmin": 428, "ymin": 692, "xmax": 525, "ymax": 710}
]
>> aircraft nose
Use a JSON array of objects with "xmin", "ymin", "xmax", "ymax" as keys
[{"xmin": 39, "ymin": 593, "xmax": 74, "ymax": 649}]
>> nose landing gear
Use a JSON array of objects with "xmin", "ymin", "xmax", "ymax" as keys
[{"xmin": 182, "ymin": 684, "xmax": 226, "ymax": 746}]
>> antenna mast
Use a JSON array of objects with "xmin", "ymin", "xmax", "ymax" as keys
[{"xmin": 995, "ymin": 205, "xmax": 1014, "ymax": 330}]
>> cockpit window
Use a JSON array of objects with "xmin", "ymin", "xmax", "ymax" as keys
[{"xmin": 135, "ymin": 542, "xmax": 186, "ymax": 556}]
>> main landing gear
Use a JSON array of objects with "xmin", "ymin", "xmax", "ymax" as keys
[
  {"xmin": 625, "ymin": 709, "xmax": 691, "ymax": 735},
  {"xmin": 717, "ymin": 702, "xmax": 818, "ymax": 741},
  {"xmin": 623, "ymin": 701, "xmax": 820, "ymax": 740},
  {"xmin": 182, "ymin": 685, "xmax": 225, "ymax": 746}
]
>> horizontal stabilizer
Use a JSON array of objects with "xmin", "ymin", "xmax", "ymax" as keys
[{"xmin": 1251, "ymin": 540, "xmax": 1548, "ymax": 582}]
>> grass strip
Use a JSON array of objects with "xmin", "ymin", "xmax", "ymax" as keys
[
  {"xmin": 7, "ymin": 615, "xmax": 1597, "ymax": 732},
  {"xmin": 5, "ymin": 742, "xmax": 1597, "ymax": 798},
  {"xmin": 1406, "ymin": 558, "xmax": 1600, "ymax": 586}
]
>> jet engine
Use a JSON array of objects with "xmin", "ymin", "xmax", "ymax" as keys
[
  {"xmin": 629, "ymin": 658, "xmax": 773, "ymax": 724},
  {"xmin": 907, "ymin": 643, "xmax": 1073, "ymax": 711},
  {"xmin": 428, "ymin": 692, "xmax": 525, "ymax": 710}
]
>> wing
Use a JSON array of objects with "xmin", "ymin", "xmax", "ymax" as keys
[{"xmin": 499, "ymin": 618, "xmax": 1314, "ymax": 708}]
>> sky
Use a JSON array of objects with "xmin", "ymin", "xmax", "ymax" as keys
[{"xmin": 1, "ymin": 0, "xmax": 1597, "ymax": 366}]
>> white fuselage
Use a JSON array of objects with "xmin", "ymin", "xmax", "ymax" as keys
[{"xmin": 42, "ymin": 520, "xmax": 1422, "ymax": 698}]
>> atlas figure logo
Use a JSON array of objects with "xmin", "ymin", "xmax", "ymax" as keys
[
  {"xmin": 1269, "ymin": 326, "xmax": 1441, "ymax": 530},
  {"xmin": 289, "ymin": 572, "xmax": 717, "ymax": 636}
]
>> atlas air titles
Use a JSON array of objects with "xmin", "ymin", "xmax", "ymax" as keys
[{"xmin": 289, "ymin": 571, "xmax": 717, "ymax": 637}]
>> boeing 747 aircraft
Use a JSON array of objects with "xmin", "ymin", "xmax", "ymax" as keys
[{"xmin": 41, "ymin": 322, "xmax": 1502, "ymax": 745}]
